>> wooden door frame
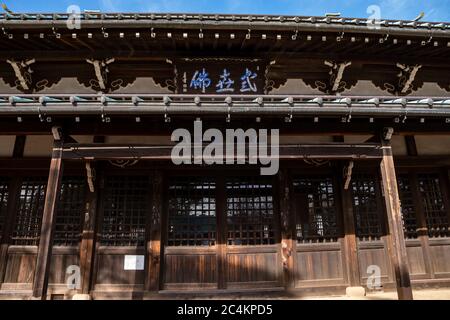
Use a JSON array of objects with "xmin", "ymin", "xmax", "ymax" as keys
[
  {"xmin": 161, "ymin": 170, "xmax": 282, "ymax": 290},
  {"xmin": 290, "ymin": 169, "xmax": 349, "ymax": 289}
]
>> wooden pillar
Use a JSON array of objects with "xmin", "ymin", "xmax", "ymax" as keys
[
  {"xmin": 447, "ymin": 169, "xmax": 450, "ymax": 223},
  {"xmin": 0, "ymin": 178, "xmax": 21, "ymax": 286},
  {"xmin": 337, "ymin": 162, "xmax": 361, "ymax": 287},
  {"xmin": 79, "ymin": 162, "xmax": 101, "ymax": 295},
  {"xmin": 144, "ymin": 171, "xmax": 163, "ymax": 291},
  {"xmin": 0, "ymin": 236, "xmax": 8, "ymax": 287},
  {"xmin": 380, "ymin": 138, "xmax": 413, "ymax": 300},
  {"xmin": 279, "ymin": 169, "xmax": 294, "ymax": 289},
  {"xmin": 32, "ymin": 134, "xmax": 64, "ymax": 300}
]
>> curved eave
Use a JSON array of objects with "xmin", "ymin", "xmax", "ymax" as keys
[{"xmin": 1, "ymin": 13, "xmax": 450, "ymax": 38}]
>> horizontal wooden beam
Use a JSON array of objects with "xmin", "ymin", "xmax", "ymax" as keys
[
  {"xmin": 1, "ymin": 119, "xmax": 450, "ymax": 136},
  {"xmin": 60, "ymin": 143, "xmax": 383, "ymax": 160},
  {"xmin": 394, "ymin": 156, "xmax": 450, "ymax": 167},
  {"xmin": 2, "ymin": 155, "xmax": 449, "ymax": 171},
  {"xmin": 0, "ymin": 49, "xmax": 448, "ymax": 67}
]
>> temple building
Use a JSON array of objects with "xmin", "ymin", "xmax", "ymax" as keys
[{"xmin": 0, "ymin": 11, "xmax": 449, "ymax": 300}]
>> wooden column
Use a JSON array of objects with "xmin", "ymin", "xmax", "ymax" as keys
[
  {"xmin": 144, "ymin": 171, "xmax": 163, "ymax": 292},
  {"xmin": 32, "ymin": 134, "xmax": 64, "ymax": 300},
  {"xmin": 279, "ymin": 169, "xmax": 294, "ymax": 289},
  {"xmin": 380, "ymin": 138, "xmax": 413, "ymax": 300},
  {"xmin": 79, "ymin": 163, "xmax": 101, "ymax": 295},
  {"xmin": 0, "ymin": 235, "xmax": 8, "ymax": 287},
  {"xmin": 0, "ymin": 179, "xmax": 20, "ymax": 286},
  {"xmin": 447, "ymin": 169, "xmax": 450, "ymax": 223},
  {"xmin": 337, "ymin": 162, "xmax": 361, "ymax": 287}
]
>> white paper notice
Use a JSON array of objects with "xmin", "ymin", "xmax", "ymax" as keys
[{"xmin": 124, "ymin": 255, "xmax": 145, "ymax": 271}]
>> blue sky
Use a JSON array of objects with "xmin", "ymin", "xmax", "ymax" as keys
[{"xmin": 3, "ymin": 0, "xmax": 450, "ymax": 22}]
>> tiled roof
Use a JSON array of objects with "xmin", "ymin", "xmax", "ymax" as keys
[{"xmin": 1, "ymin": 12, "xmax": 449, "ymax": 33}]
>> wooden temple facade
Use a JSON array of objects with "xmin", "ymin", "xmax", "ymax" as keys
[{"xmin": 0, "ymin": 12, "xmax": 449, "ymax": 300}]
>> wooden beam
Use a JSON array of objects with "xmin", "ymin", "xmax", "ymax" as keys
[
  {"xmin": 60, "ymin": 143, "xmax": 384, "ymax": 161},
  {"xmin": 1, "ymin": 119, "xmax": 450, "ymax": 136},
  {"xmin": 0, "ymin": 49, "xmax": 448, "ymax": 67},
  {"xmin": 279, "ymin": 169, "xmax": 294, "ymax": 289},
  {"xmin": 337, "ymin": 162, "xmax": 361, "ymax": 287},
  {"xmin": 144, "ymin": 171, "xmax": 163, "ymax": 291},
  {"xmin": 1, "ymin": 155, "xmax": 449, "ymax": 172},
  {"xmin": 380, "ymin": 139, "xmax": 413, "ymax": 300},
  {"xmin": 364, "ymin": 135, "xmax": 378, "ymax": 143},
  {"xmin": 65, "ymin": 136, "xmax": 79, "ymax": 144},
  {"xmin": 79, "ymin": 163, "xmax": 100, "ymax": 295},
  {"xmin": 93, "ymin": 136, "xmax": 106, "ymax": 144},
  {"xmin": 395, "ymin": 156, "xmax": 450, "ymax": 168},
  {"xmin": 31, "ymin": 137, "xmax": 64, "ymax": 300},
  {"xmin": 333, "ymin": 136, "xmax": 345, "ymax": 143}
]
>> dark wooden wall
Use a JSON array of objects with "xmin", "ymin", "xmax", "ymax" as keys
[{"xmin": 0, "ymin": 161, "xmax": 449, "ymax": 298}]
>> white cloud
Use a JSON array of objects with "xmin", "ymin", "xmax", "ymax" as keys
[{"xmin": 100, "ymin": 0, "xmax": 118, "ymax": 12}]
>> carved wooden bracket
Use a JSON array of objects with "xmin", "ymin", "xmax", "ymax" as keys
[
  {"xmin": 343, "ymin": 160, "xmax": 354, "ymax": 190},
  {"xmin": 325, "ymin": 60, "xmax": 352, "ymax": 92},
  {"xmin": 437, "ymin": 80, "xmax": 450, "ymax": 92},
  {"xmin": 85, "ymin": 161, "xmax": 95, "ymax": 193},
  {"xmin": 375, "ymin": 63, "xmax": 423, "ymax": 95},
  {"xmin": 303, "ymin": 159, "xmax": 330, "ymax": 167},
  {"xmin": 303, "ymin": 60, "xmax": 356, "ymax": 94},
  {"xmin": 108, "ymin": 159, "xmax": 140, "ymax": 168},
  {"xmin": 396, "ymin": 63, "xmax": 422, "ymax": 94},
  {"xmin": 6, "ymin": 58, "xmax": 35, "ymax": 90},
  {"xmin": 86, "ymin": 58, "xmax": 121, "ymax": 92},
  {"xmin": 264, "ymin": 60, "xmax": 287, "ymax": 93}
]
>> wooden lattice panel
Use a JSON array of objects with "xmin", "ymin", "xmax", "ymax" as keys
[
  {"xmin": 352, "ymin": 174, "xmax": 383, "ymax": 241},
  {"xmin": 53, "ymin": 177, "xmax": 86, "ymax": 246},
  {"xmin": 293, "ymin": 176, "xmax": 339, "ymax": 243},
  {"xmin": 167, "ymin": 178, "xmax": 216, "ymax": 247},
  {"xmin": 100, "ymin": 176, "xmax": 150, "ymax": 246},
  {"xmin": 418, "ymin": 174, "xmax": 449, "ymax": 238},
  {"xmin": 397, "ymin": 175, "xmax": 419, "ymax": 239},
  {"xmin": 0, "ymin": 178, "xmax": 9, "ymax": 237},
  {"xmin": 11, "ymin": 178, "xmax": 47, "ymax": 246},
  {"xmin": 226, "ymin": 177, "xmax": 275, "ymax": 246}
]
